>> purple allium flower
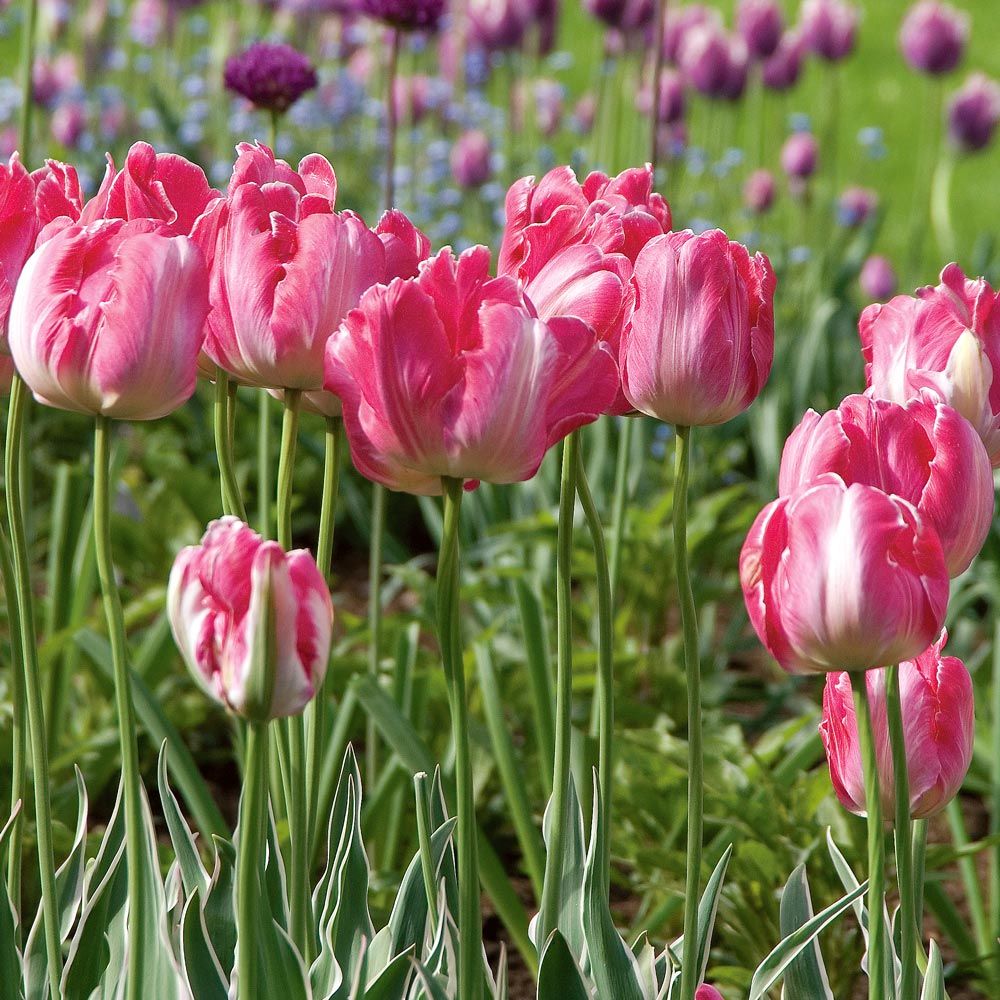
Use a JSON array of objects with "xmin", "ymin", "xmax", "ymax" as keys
[
  {"xmin": 224, "ymin": 41, "xmax": 318, "ymax": 114},
  {"xmin": 450, "ymin": 129, "xmax": 492, "ymax": 188},
  {"xmin": 762, "ymin": 29, "xmax": 805, "ymax": 90},
  {"xmin": 781, "ymin": 131, "xmax": 819, "ymax": 179},
  {"xmin": 859, "ymin": 255, "xmax": 897, "ymax": 301},
  {"xmin": 800, "ymin": 0, "xmax": 859, "ymax": 62},
  {"xmin": 744, "ymin": 169, "xmax": 777, "ymax": 214},
  {"xmin": 899, "ymin": 2, "xmax": 968, "ymax": 77},
  {"xmin": 837, "ymin": 186, "xmax": 878, "ymax": 227},
  {"xmin": 737, "ymin": 0, "xmax": 784, "ymax": 60},
  {"xmin": 359, "ymin": 0, "xmax": 445, "ymax": 32},
  {"xmin": 948, "ymin": 73, "xmax": 1000, "ymax": 153}
]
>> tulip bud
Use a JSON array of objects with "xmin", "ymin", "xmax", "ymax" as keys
[
  {"xmin": 740, "ymin": 477, "xmax": 949, "ymax": 675},
  {"xmin": 168, "ymin": 517, "xmax": 333, "ymax": 722},
  {"xmin": 451, "ymin": 130, "xmax": 493, "ymax": 189},
  {"xmin": 859, "ymin": 255, "xmax": 897, "ymax": 301},
  {"xmin": 899, "ymin": 1, "xmax": 968, "ymax": 77},
  {"xmin": 737, "ymin": 0, "xmax": 784, "ymax": 60},
  {"xmin": 947, "ymin": 73, "xmax": 1000, "ymax": 153},
  {"xmin": 820, "ymin": 633, "xmax": 974, "ymax": 820},
  {"xmin": 781, "ymin": 132, "xmax": 819, "ymax": 180},
  {"xmin": 696, "ymin": 988, "xmax": 726, "ymax": 1000},
  {"xmin": 621, "ymin": 229, "xmax": 775, "ymax": 427},
  {"xmin": 744, "ymin": 169, "xmax": 777, "ymax": 214},
  {"xmin": 761, "ymin": 29, "xmax": 805, "ymax": 90},
  {"xmin": 799, "ymin": 0, "xmax": 858, "ymax": 62}
]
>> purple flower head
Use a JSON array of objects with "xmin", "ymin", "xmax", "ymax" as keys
[
  {"xmin": 744, "ymin": 169, "xmax": 777, "ymax": 214},
  {"xmin": 859, "ymin": 255, "xmax": 897, "ymax": 301},
  {"xmin": 468, "ymin": 0, "xmax": 532, "ymax": 52},
  {"xmin": 451, "ymin": 130, "xmax": 492, "ymax": 188},
  {"xmin": 224, "ymin": 41, "xmax": 318, "ymax": 114},
  {"xmin": 781, "ymin": 131, "xmax": 819, "ymax": 179},
  {"xmin": 679, "ymin": 24, "xmax": 748, "ymax": 102},
  {"xmin": 800, "ymin": 0, "xmax": 858, "ymax": 62},
  {"xmin": 837, "ymin": 186, "xmax": 878, "ymax": 227},
  {"xmin": 585, "ymin": 0, "xmax": 653, "ymax": 33},
  {"xmin": 899, "ymin": 2, "xmax": 968, "ymax": 77},
  {"xmin": 762, "ymin": 29, "xmax": 805, "ymax": 89},
  {"xmin": 359, "ymin": 0, "xmax": 445, "ymax": 31},
  {"xmin": 948, "ymin": 73, "xmax": 1000, "ymax": 153},
  {"xmin": 737, "ymin": 0, "xmax": 784, "ymax": 60},
  {"xmin": 662, "ymin": 5, "xmax": 722, "ymax": 64}
]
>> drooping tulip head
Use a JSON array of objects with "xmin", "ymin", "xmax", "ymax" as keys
[
  {"xmin": 741, "ymin": 476, "xmax": 949, "ymax": 676},
  {"xmin": 168, "ymin": 517, "xmax": 333, "ymax": 722},
  {"xmin": 860, "ymin": 262, "xmax": 1000, "ymax": 464},
  {"xmin": 620, "ymin": 229, "xmax": 775, "ymax": 427},
  {"xmin": 324, "ymin": 245, "xmax": 620, "ymax": 495},
  {"xmin": 779, "ymin": 393, "xmax": 993, "ymax": 577},
  {"xmin": 8, "ymin": 218, "xmax": 209, "ymax": 420},
  {"xmin": 820, "ymin": 632, "xmax": 974, "ymax": 820}
]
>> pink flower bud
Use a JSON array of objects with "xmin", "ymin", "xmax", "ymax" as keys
[
  {"xmin": 900, "ymin": 2, "xmax": 967, "ymax": 77},
  {"xmin": 696, "ymin": 988, "xmax": 726, "ymax": 1000},
  {"xmin": 744, "ymin": 168, "xmax": 777, "ymax": 214},
  {"xmin": 168, "ymin": 517, "xmax": 333, "ymax": 722},
  {"xmin": 9, "ymin": 219, "xmax": 209, "ymax": 420},
  {"xmin": 779, "ymin": 393, "xmax": 993, "ymax": 577},
  {"xmin": 740, "ymin": 477, "xmax": 949, "ymax": 675},
  {"xmin": 860, "ymin": 262, "xmax": 1000, "ymax": 464},
  {"xmin": 451, "ymin": 130, "xmax": 493, "ymax": 189},
  {"xmin": 621, "ymin": 229, "xmax": 775, "ymax": 427},
  {"xmin": 781, "ymin": 131, "xmax": 819, "ymax": 180},
  {"xmin": 947, "ymin": 73, "xmax": 1000, "ymax": 153},
  {"xmin": 820, "ymin": 632, "xmax": 973, "ymax": 820},
  {"xmin": 324, "ymin": 245, "xmax": 620, "ymax": 495},
  {"xmin": 859, "ymin": 255, "xmax": 898, "ymax": 301}
]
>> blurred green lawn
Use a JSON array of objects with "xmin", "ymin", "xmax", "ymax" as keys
[{"xmin": 560, "ymin": 0, "xmax": 1000, "ymax": 285}]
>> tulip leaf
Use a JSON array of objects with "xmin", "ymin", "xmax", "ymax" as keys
[
  {"xmin": 582, "ymin": 775, "xmax": 645, "ymax": 1000},
  {"xmin": 749, "ymin": 879, "xmax": 869, "ymax": 999},
  {"xmin": 777, "ymin": 865, "xmax": 834, "ymax": 1000},
  {"xmin": 0, "ymin": 803, "xmax": 23, "ymax": 997},
  {"xmin": 180, "ymin": 887, "xmax": 228, "ymax": 1000},
  {"xmin": 202, "ymin": 836, "xmax": 238, "ymax": 978},
  {"xmin": 537, "ymin": 931, "xmax": 591, "ymax": 1000},
  {"xmin": 158, "ymin": 743, "xmax": 211, "ymax": 899},
  {"xmin": 354, "ymin": 948, "xmax": 413, "ymax": 1000},
  {"xmin": 920, "ymin": 941, "xmax": 946, "ymax": 1000}
]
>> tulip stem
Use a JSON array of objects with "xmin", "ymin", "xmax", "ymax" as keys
[
  {"xmin": 539, "ymin": 430, "xmax": 580, "ymax": 945},
  {"xmin": 257, "ymin": 391, "xmax": 272, "ymax": 536},
  {"xmin": 853, "ymin": 674, "xmax": 886, "ymax": 1000},
  {"xmin": 575, "ymin": 440, "xmax": 614, "ymax": 891},
  {"xmin": 5, "ymin": 379, "xmax": 61, "ymax": 995},
  {"xmin": 413, "ymin": 771, "xmax": 439, "ymax": 928},
  {"xmin": 438, "ymin": 476, "xmax": 482, "ymax": 1000},
  {"xmin": 367, "ymin": 483, "xmax": 386, "ymax": 793},
  {"xmin": 913, "ymin": 818, "xmax": 928, "ymax": 944},
  {"xmin": 215, "ymin": 369, "xmax": 246, "ymax": 520},
  {"xmin": 94, "ymin": 414, "xmax": 145, "ymax": 1000},
  {"xmin": 673, "ymin": 425, "xmax": 705, "ymax": 1000},
  {"xmin": 886, "ymin": 664, "xmax": 917, "ymax": 998},
  {"xmin": 276, "ymin": 391, "xmax": 313, "ymax": 962},
  {"xmin": 608, "ymin": 416, "xmax": 634, "ymax": 603},
  {"xmin": 305, "ymin": 416, "xmax": 342, "ymax": 862},
  {"xmin": 991, "ymin": 616, "xmax": 1000, "ymax": 957},
  {"xmin": 18, "ymin": 0, "xmax": 38, "ymax": 164},
  {"xmin": 236, "ymin": 720, "xmax": 269, "ymax": 1000},
  {"xmin": 2, "ymin": 525, "xmax": 25, "ymax": 920}
]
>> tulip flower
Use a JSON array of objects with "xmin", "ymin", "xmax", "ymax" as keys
[
  {"xmin": 781, "ymin": 131, "xmax": 819, "ymax": 181},
  {"xmin": 744, "ymin": 169, "xmax": 777, "ymax": 214},
  {"xmin": 80, "ymin": 140, "xmax": 220, "ymax": 237},
  {"xmin": 859, "ymin": 255, "xmax": 898, "ymax": 301},
  {"xmin": 8, "ymin": 219, "xmax": 209, "ymax": 420},
  {"xmin": 799, "ymin": 0, "xmax": 858, "ymax": 62},
  {"xmin": 324, "ymin": 245, "xmax": 620, "ymax": 495},
  {"xmin": 620, "ymin": 229, "xmax": 775, "ymax": 427},
  {"xmin": 168, "ymin": 517, "xmax": 333, "ymax": 722},
  {"xmin": 761, "ymin": 29, "xmax": 805, "ymax": 90},
  {"xmin": 451, "ymin": 130, "xmax": 493, "ymax": 189},
  {"xmin": 696, "ymin": 987, "xmax": 726, "ymax": 1000},
  {"xmin": 899, "ymin": 2, "xmax": 968, "ymax": 77},
  {"xmin": 820, "ymin": 632, "xmax": 974, "ymax": 820},
  {"xmin": 737, "ymin": 0, "xmax": 784, "ymax": 60},
  {"xmin": 679, "ymin": 25, "xmax": 750, "ymax": 102},
  {"xmin": 0, "ymin": 154, "xmax": 40, "ymax": 335},
  {"xmin": 197, "ymin": 143, "xmax": 427, "ymax": 394},
  {"xmin": 779, "ymin": 393, "xmax": 993, "ymax": 576},
  {"xmin": 860, "ymin": 262, "xmax": 1000, "ymax": 464},
  {"xmin": 947, "ymin": 73, "xmax": 1000, "ymax": 154},
  {"xmin": 740, "ymin": 476, "xmax": 949, "ymax": 675},
  {"xmin": 30, "ymin": 158, "xmax": 83, "ymax": 232},
  {"xmin": 360, "ymin": 0, "xmax": 444, "ymax": 31}
]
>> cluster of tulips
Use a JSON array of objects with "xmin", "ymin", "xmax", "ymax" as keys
[{"xmin": 0, "ymin": 131, "xmax": 777, "ymax": 998}]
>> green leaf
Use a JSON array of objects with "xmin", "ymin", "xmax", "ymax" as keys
[
  {"xmin": 778, "ymin": 865, "xmax": 834, "ymax": 1000},
  {"xmin": 355, "ymin": 949, "xmax": 413, "ymax": 1000},
  {"xmin": 180, "ymin": 888, "xmax": 228, "ymax": 1000},
  {"xmin": 538, "ymin": 932, "xmax": 591, "ymax": 1000},
  {"xmin": 749, "ymin": 879, "xmax": 869, "ymax": 1000},
  {"xmin": 202, "ymin": 836, "xmax": 237, "ymax": 979},
  {"xmin": 158, "ymin": 744, "xmax": 210, "ymax": 899},
  {"xmin": 0, "ymin": 804, "xmax": 23, "ymax": 998},
  {"xmin": 581, "ymin": 776, "xmax": 644, "ymax": 1000},
  {"xmin": 919, "ymin": 941, "xmax": 945, "ymax": 1000}
]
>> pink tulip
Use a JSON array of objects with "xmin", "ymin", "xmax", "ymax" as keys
[
  {"xmin": 860, "ymin": 262, "xmax": 1000, "ymax": 464},
  {"xmin": 779, "ymin": 393, "xmax": 993, "ymax": 576},
  {"xmin": 499, "ymin": 164, "xmax": 671, "ymax": 281},
  {"xmin": 696, "ymin": 988, "xmax": 725, "ymax": 1000},
  {"xmin": 8, "ymin": 219, "xmax": 209, "ymax": 420},
  {"xmin": 740, "ymin": 476, "xmax": 949, "ymax": 675},
  {"xmin": 197, "ymin": 143, "xmax": 426, "ymax": 394},
  {"xmin": 0, "ymin": 154, "xmax": 40, "ymax": 336},
  {"xmin": 620, "ymin": 229, "xmax": 775, "ymax": 426},
  {"xmin": 80, "ymin": 140, "xmax": 220, "ymax": 236},
  {"xmin": 30, "ymin": 158, "xmax": 83, "ymax": 234},
  {"xmin": 820, "ymin": 632, "xmax": 973, "ymax": 820},
  {"xmin": 168, "ymin": 517, "xmax": 333, "ymax": 721},
  {"xmin": 324, "ymin": 245, "xmax": 620, "ymax": 495}
]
